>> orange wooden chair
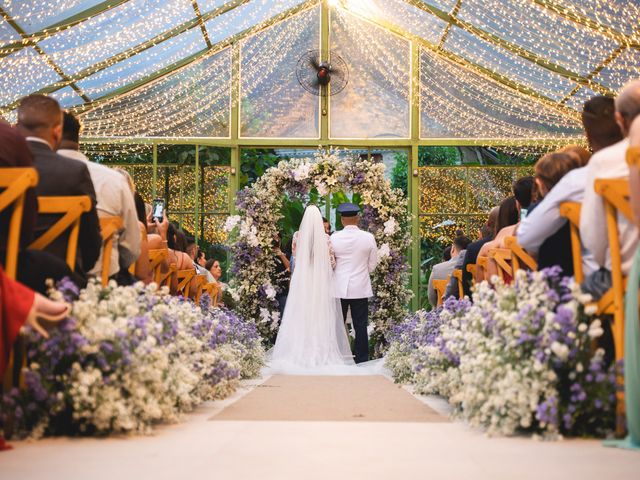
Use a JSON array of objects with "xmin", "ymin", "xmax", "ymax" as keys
[
  {"xmin": 99, "ymin": 216, "xmax": 123, "ymax": 286},
  {"xmin": 433, "ymin": 277, "xmax": 449, "ymax": 307},
  {"xmin": 488, "ymin": 248, "xmax": 513, "ymax": 282},
  {"xmin": 452, "ymin": 268, "xmax": 464, "ymax": 299},
  {"xmin": 147, "ymin": 248, "xmax": 169, "ymax": 285},
  {"xmin": 594, "ymin": 177, "xmax": 632, "ymax": 433},
  {"xmin": 466, "ymin": 263, "xmax": 476, "ymax": 281},
  {"xmin": 175, "ymin": 269, "xmax": 197, "ymax": 297},
  {"xmin": 0, "ymin": 168, "xmax": 39, "ymax": 279},
  {"xmin": 475, "ymin": 256, "xmax": 488, "ymax": 283},
  {"xmin": 29, "ymin": 195, "xmax": 92, "ymax": 270},
  {"xmin": 559, "ymin": 202, "xmax": 584, "ymax": 283},
  {"xmin": 202, "ymin": 282, "xmax": 221, "ymax": 307},
  {"xmin": 504, "ymin": 236, "xmax": 537, "ymax": 273},
  {"xmin": 192, "ymin": 274, "xmax": 208, "ymax": 303}
]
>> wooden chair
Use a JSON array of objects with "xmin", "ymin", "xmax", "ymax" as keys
[
  {"xmin": 99, "ymin": 216, "xmax": 123, "ymax": 286},
  {"xmin": 475, "ymin": 256, "xmax": 488, "ymax": 283},
  {"xmin": 158, "ymin": 262, "xmax": 178, "ymax": 290},
  {"xmin": 175, "ymin": 269, "xmax": 197, "ymax": 297},
  {"xmin": 433, "ymin": 277, "xmax": 449, "ymax": 307},
  {"xmin": 202, "ymin": 282, "xmax": 221, "ymax": 307},
  {"xmin": 559, "ymin": 202, "xmax": 584, "ymax": 283},
  {"xmin": 29, "ymin": 195, "xmax": 92, "ymax": 270},
  {"xmin": 504, "ymin": 236, "xmax": 537, "ymax": 273},
  {"xmin": 0, "ymin": 168, "xmax": 39, "ymax": 279},
  {"xmin": 466, "ymin": 263, "xmax": 476, "ymax": 280},
  {"xmin": 594, "ymin": 177, "xmax": 632, "ymax": 433},
  {"xmin": 192, "ymin": 274, "xmax": 208, "ymax": 303},
  {"xmin": 147, "ymin": 248, "xmax": 169, "ymax": 285},
  {"xmin": 488, "ymin": 248, "xmax": 513, "ymax": 282},
  {"xmin": 452, "ymin": 268, "xmax": 464, "ymax": 299}
]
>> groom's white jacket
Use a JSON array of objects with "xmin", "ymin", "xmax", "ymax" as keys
[{"xmin": 331, "ymin": 226, "xmax": 379, "ymax": 299}]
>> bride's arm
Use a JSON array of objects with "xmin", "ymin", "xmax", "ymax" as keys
[{"xmin": 327, "ymin": 235, "xmax": 336, "ymax": 269}]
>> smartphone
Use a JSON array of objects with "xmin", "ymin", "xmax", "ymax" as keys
[{"xmin": 152, "ymin": 198, "xmax": 165, "ymax": 222}]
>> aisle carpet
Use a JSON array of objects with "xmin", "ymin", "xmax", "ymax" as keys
[{"xmin": 211, "ymin": 375, "xmax": 446, "ymax": 422}]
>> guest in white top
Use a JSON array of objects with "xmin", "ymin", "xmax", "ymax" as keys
[
  {"xmin": 518, "ymin": 96, "xmax": 624, "ymax": 277},
  {"xmin": 580, "ymin": 81, "xmax": 640, "ymax": 298},
  {"xmin": 58, "ymin": 112, "xmax": 140, "ymax": 279}
]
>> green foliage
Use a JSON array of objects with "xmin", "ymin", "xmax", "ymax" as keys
[
  {"xmin": 240, "ymin": 149, "xmax": 283, "ymax": 188},
  {"xmin": 391, "ymin": 152, "xmax": 408, "ymax": 196},
  {"xmin": 419, "ymin": 146, "xmax": 461, "ymax": 166}
]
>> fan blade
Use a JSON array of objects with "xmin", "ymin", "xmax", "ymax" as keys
[{"xmin": 309, "ymin": 56, "xmax": 320, "ymax": 70}]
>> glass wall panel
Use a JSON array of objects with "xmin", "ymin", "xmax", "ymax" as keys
[
  {"xmin": 330, "ymin": 8, "xmax": 410, "ymax": 139},
  {"xmin": 240, "ymin": 7, "xmax": 320, "ymax": 138}
]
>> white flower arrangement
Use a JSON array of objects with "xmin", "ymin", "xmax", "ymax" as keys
[{"xmin": 2, "ymin": 280, "xmax": 265, "ymax": 439}]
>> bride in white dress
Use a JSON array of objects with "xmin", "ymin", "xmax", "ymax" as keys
[{"xmin": 268, "ymin": 205, "xmax": 355, "ymax": 373}]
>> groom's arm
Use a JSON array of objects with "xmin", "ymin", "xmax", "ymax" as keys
[{"xmin": 368, "ymin": 234, "xmax": 379, "ymax": 273}]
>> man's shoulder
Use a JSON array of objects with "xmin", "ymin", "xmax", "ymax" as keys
[{"xmin": 588, "ymin": 139, "xmax": 629, "ymax": 175}]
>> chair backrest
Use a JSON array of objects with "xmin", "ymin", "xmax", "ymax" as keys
[
  {"xmin": 559, "ymin": 201, "xmax": 583, "ymax": 283},
  {"xmin": 203, "ymin": 282, "xmax": 221, "ymax": 307},
  {"xmin": 147, "ymin": 248, "xmax": 169, "ymax": 285},
  {"xmin": 193, "ymin": 274, "xmax": 208, "ymax": 303},
  {"xmin": 99, "ymin": 216, "xmax": 123, "ymax": 286},
  {"xmin": 488, "ymin": 248, "xmax": 513, "ymax": 281},
  {"xmin": 627, "ymin": 146, "xmax": 640, "ymax": 167},
  {"xmin": 594, "ymin": 178, "xmax": 631, "ymax": 362},
  {"xmin": 504, "ymin": 236, "xmax": 537, "ymax": 273},
  {"xmin": 452, "ymin": 269, "xmax": 464, "ymax": 299},
  {"xmin": 176, "ymin": 269, "xmax": 196, "ymax": 297},
  {"xmin": 433, "ymin": 277, "xmax": 449, "ymax": 307},
  {"xmin": 0, "ymin": 168, "xmax": 39, "ymax": 279},
  {"xmin": 29, "ymin": 195, "xmax": 92, "ymax": 270},
  {"xmin": 475, "ymin": 256, "xmax": 488, "ymax": 283}
]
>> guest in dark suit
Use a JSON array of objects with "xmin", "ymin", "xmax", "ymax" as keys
[{"xmin": 16, "ymin": 95, "xmax": 101, "ymax": 278}]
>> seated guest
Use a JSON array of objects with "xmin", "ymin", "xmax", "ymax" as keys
[
  {"xmin": 205, "ymin": 258, "xmax": 225, "ymax": 305},
  {"xmin": 442, "ymin": 234, "xmax": 472, "ymax": 300},
  {"xmin": 428, "ymin": 234, "xmax": 470, "ymax": 307},
  {"xmin": 581, "ymin": 81, "xmax": 640, "ymax": 299},
  {"xmin": 459, "ymin": 206, "xmax": 499, "ymax": 298},
  {"xmin": 513, "ymin": 176, "xmax": 534, "ymax": 217},
  {"xmin": 518, "ymin": 96, "xmax": 623, "ymax": 276},
  {"xmin": 187, "ymin": 241, "xmax": 213, "ymax": 282},
  {"xmin": 629, "ymin": 116, "xmax": 640, "ymax": 228},
  {"xmin": 168, "ymin": 225, "xmax": 194, "ymax": 271},
  {"xmin": 58, "ymin": 112, "xmax": 141, "ymax": 282},
  {"xmin": 0, "ymin": 121, "xmax": 37, "ymax": 251},
  {"xmin": 16, "ymin": 95, "xmax": 101, "ymax": 278},
  {"xmin": 477, "ymin": 197, "xmax": 520, "ymax": 282}
]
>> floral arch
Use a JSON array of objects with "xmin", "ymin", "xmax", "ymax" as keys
[{"xmin": 225, "ymin": 149, "xmax": 412, "ymax": 351}]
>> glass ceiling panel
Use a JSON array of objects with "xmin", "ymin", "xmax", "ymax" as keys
[
  {"xmin": 457, "ymin": 0, "xmax": 620, "ymax": 76},
  {"xmin": 419, "ymin": 47, "xmax": 582, "ymax": 139},
  {"xmin": 37, "ymin": 0, "xmax": 195, "ymax": 75},
  {"xmin": 0, "ymin": 17, "xmax": 21, "ymax": 46},
  {"xmin": 444, "ymin": 27, "xmax": 575, "ymax": 102},
  {"xmin": 204, "ymin": 0, "xmax": 306, "ymax": 44},
  {"xmin": 2, "ymin": 109, "xmax": 16, "ymax": 124},
  {"xmin": 331, "ymin": 8, "xmax": 410, "ymax": 139},
  {"xmin": 3, "ymin": 0, "xmax": 105, "ymax": 34},
  {"xmin": 76, "ymin": 28, "xmax": 206, "ymax": 100},
  {"xmin": 80, "ymin": 48, "xmax": 232, "ymax": 138},
  {"xmin": 339, "ymin": 0, "xmax": 447, "ymax": 45},
  {"xmin": 596, "ymin": 48, "xmax": 640, "ymax": 93},
  {"xmin": 0, "ymin": 47, "xmax": 63, "ymax": 106},
  {"xmin": 240, "ymin": 7, "xmax": 320, "ymax": 138},
  {"xmin": 564, "ymin": 86, "xmax": 599, "ymax": 112},
  {"xmin": 50, "ymin": 85, "xmax": 85, "ymax": 108},
  {"xmin": 553, "ymin": 0, "xmax": 640, "ymax": 36}
]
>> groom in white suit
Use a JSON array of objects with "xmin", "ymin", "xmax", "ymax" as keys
[{"xmin": 331, "ymin": 203, "xmax": 379, "ymax": 363}]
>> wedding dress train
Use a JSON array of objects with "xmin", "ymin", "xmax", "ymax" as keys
[{"xmin": 266, "ymin": 206, "xmax": 383, "ymax": 376}]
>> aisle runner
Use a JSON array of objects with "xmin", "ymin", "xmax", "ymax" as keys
[{"xmin": 211, "ymin": 375, "xmax": 446, "ymax": 422}]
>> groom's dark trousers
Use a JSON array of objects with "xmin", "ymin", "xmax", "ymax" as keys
[{"xmin": 340, "ymin": 298, "xmax": 368, "ymax": 363}]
